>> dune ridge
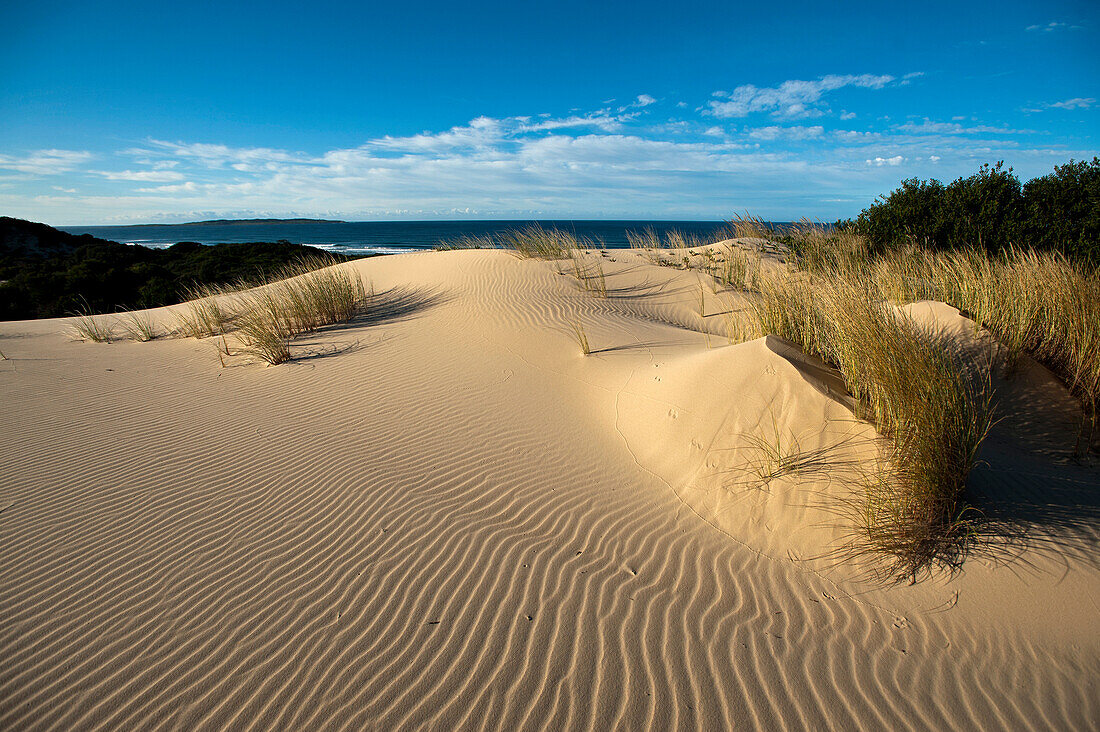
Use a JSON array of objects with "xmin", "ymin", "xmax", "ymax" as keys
[{"xmin": 2, "ymin": 248, "xmax": 1097, "ymax": 730}]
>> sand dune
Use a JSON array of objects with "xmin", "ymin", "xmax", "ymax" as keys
[{"xmin": 2, "ymin": 248, "xmax": 1097, "ymax": 730}]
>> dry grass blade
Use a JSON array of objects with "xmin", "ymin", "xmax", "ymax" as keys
[
  {"xmin": 569, "ymin": 320, "xmax": 591, "ymax": 356},
  {"xmin": 235, "ymin": 301, "xmax": 293, "ymax": 365},
  {"xmin": 175, "ymin": 285, "xmax": 236, "ymax": 339},
  {"xmin": 435, "ymin": 233, "xmax": 499, "ymax": 251}
]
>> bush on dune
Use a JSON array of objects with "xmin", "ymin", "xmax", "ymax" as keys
[{"xmin": 850, "ymin": 158, "xmax": 1100, "ymax": 266}]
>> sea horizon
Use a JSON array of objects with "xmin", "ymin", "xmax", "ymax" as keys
[{"xmin": 57, "ymin": 218, "xmax": 758, "ymax": 256}]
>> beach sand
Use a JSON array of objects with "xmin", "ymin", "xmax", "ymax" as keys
[{"xmin": 2, "ymin": 246, "xmax": 1097, "ymax": 730}]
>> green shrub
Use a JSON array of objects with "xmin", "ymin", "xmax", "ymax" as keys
[
  {"xmin": 852, "ymin": 158, "xmax": 1099, "ymax": 266},
  {"xmin": 1022, "ymin": 158, "xmax": 1100, "ymax": 264}
]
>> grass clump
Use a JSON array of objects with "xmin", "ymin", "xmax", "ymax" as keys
[
  {"xmin": 500, "ymin": 225, "xmax": 584, "ymax": 260},
  {"xmin": 68, "ymin": 312, "xmax": 114, "ymax": 342},
  {"xmin": 234, "ymin": 260, "xmax": 369, "ymax": 364},
  {"xmin": 746, "ymin": 269, "xmax": 995, "ymax": 578},
  {"xmin": 716, "ymin": 245, "xmax": 762, "ymax": 291},
  {"xmin": 118, "ymin": 310, "xmax": 159, "ymax": 341},
  {"xmin": 435, "ymin": 233, "xmax": 499, "ymax": 251},
  {"xmin": 567, "ymin": 251, "xmax": 608, "ymax": 298},
  {"xmin": 626, "ymin": 228, "xmax": 662, "ymax": 252},
  {"xmin": 722, "ymin": 213, "xmax": 774, "ymax": 241},
  {"xmin": 175, "ymin": 284, "xmax": 236, "ymax": 338},
  {"xmin": 235, "ymin": 290, "xmax": 294, "ymax": 365},
  {"xmin": 825, "ymin": 241, "xmax": 1100, "ymax": 453}
]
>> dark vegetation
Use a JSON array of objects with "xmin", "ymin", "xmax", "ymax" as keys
[
  {"xmin": 838, "ymin": 158, "xmax": 1100, "ymax": 266},
  {"xmin": 0, "ymin": 217, "xmax": 360, "ymax": 320}
]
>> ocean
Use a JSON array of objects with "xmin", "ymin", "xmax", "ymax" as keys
[{"xmin": 58, "ymin": 220, "xmax": 733, "ymax": 257}]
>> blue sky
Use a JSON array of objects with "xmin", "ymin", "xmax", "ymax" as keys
[{"xmin": 1, "ymin": 0, "xmax": 1097, "ymax": 225}]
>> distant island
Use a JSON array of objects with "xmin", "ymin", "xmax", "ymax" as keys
[{"xmin": 131, "ymin": 218, "xmax": 349, "ymax": 227}]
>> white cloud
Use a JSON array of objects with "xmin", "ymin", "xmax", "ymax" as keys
[
  {"xmin": 866, "ymin": 156, "xmax": 904, "ymax": 166},
  {"xmin": 1026, "ymin": 21, "xmax": 1067, "ymax": 32},
  {"xmin": 839, "ymin": 111, "xmax": 856, "ymax": 120},
  {"xmin": 0, "ymin": 149, "xmax": 94, "ymax": 175},
  {"xmin": 1048, "ymin": 97, "xmax": 1095, "ymax": 110},
  {"xmin": 706, "ymin": 74, "xmax": 895, "ymax": 119},
  {"xmin": 135, "ymin": 181, "xmax": 199, "ymax": 193},
  {"xmin": 745, "ymin": 125, "xmax": 824, "ymax": 141},
  {"xmin": 897, "ymin": 119, "xmax": 1033, "ymax": 135},
  {"xmin": 94, "ymin": 169, "xmax": 186, "ymax": 182},
  {"xmin": 1, "ymin": 92, "xmax": 1090, "ymax": 223}
]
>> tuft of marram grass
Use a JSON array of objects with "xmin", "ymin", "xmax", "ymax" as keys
[
  {"xmin": 175, "ymin": 284, "xmax": 236, "ymax": 339},
  {"xmin": 499, "ymin": 225, "xmax": 585, "ymax": 260},
  {"xmin": 722, "ymin": 213, "xmax": 774, "ymax": 241},
  {"xmin": 435, "ymin": 233, "xmax": 499, "ymax": 251},
  {"xmin": 233, "ymin": 260, "xmax": 369, "ymax": 365},
  {"xmin": 119, "ymin": 310, "xmax": 159, "ymax": 341},
  {"xmin": 68, "ymin": 312, "xmax": 114, "ymax": 343},
  {"xmin": 234, "ymin": 291, "xmax": 293, "ymax": 365},
  {"xmin": 831, "ymin": 242, "xmax": 1099, "ymax": 454},
  {"xmin": 788, "ymin": 223, "xmax": 873, "ymax": 276},
  {"xmin": 627, "ymin": 228, "xmax": 662, "ymax": 251}
]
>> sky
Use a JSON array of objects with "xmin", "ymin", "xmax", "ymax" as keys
[{"xmin": 1, "ymin": 0, "xmax": 1097, "ymax": 225}]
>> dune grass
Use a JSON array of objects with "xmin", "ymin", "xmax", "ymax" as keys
[
  {"xmin": 569, "ymin": 320, "xmax": 591, "ymax": 356},
  {"xmin": 499, "ymin": 225, "xmax": 584, "ymax": 260},
  {"xmin": 709, "ymin": 244, "xmax": 761, "ymax": 291},
  {"xmin": 234, "ymin": 291, "xmax": 294, "ymax": 365},
  {"xmin": 723, "ymin": 213, "xmax": 774, "ymax": 241},
  {"xmin": 435, "ymin": 233, "xmax": 498, "ymax": 251},
  {"xmin": 233, "ymin": 260, "xmax": 369, "ymax": 364},
  {"xmin": 68, "ymin": 311, "xmax": 114, "ymax": 343},
  {"xmin": 737, "ymin": 263, "xmax": 996, "ymax": 578},
  {"xmin": 793, "ymin": 230, "xmax": 1100, "ymax": 454},
  {"xmin": 935, "ymin": 249, "xmax": 1098, "ymax": 442},
  {"xmin": 175, "ymin": 284, "xmax": 236, "ymax": 339},
  {"xmin": 118, "ymin": 310, "xmax": 159, "ymax": 341},
  {"xmin": 567, "ymin": 251, "xmax": 608, "ymax": 298},
  {"xmin": 736, "ymin": 216, "xmax": 1097, "ymax": 572}
]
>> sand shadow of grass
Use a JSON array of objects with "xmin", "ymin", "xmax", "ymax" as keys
[
  {"xmin": 228, "ymin": 284, "xmax": 448, "ymax": 366},
  {"xmin": 589, "ymin": 339, "xmax": 686, "ymax": 356},
  {"xmin": 961, "ymin": 451, "xmax": 1100, "ymax": 568},
  {"xmin": 322, "ymin": 285, "xmax": 450, "ymax": 332}
]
